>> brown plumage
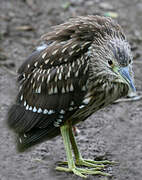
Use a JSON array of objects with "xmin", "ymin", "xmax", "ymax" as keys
[{"xmin": 7, "ymin": 15, "xmax": 134, "ymax": 153}]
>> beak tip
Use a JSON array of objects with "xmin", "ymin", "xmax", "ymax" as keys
[{"xmin": 127, "ymin": 90, "xmax": 137, "ymax": 98}]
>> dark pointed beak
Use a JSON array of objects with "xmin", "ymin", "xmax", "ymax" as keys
[{"xmin": 119, "ymin": 66, "xmax": 136, "ymax": 92}]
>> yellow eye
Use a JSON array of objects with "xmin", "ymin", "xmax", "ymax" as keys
[{"xmin": 108, "ymin": 60, "xmax": 113, "ymax": 66}]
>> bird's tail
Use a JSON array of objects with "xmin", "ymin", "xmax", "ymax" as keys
[
  {"xmin": 17, "ymin": 127, "xmax": 60, "ymax": 152},
  {"xmin": 7, "ymin": 104, "xmax": 60, "ymax": 152}
]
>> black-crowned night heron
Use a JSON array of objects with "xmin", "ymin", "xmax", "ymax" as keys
[{"xmin": 7, "ymin": 15, "xmax": 136, "ymax": 178}]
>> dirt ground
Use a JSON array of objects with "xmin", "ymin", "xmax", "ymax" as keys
[{"xmin": 0, "ymin": 0, "xmax": 142, "ymax": 180}]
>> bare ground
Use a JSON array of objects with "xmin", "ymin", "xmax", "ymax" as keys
[{"xmin": 0, "ymin": 0, "xmax": 142, "ymax": 180}]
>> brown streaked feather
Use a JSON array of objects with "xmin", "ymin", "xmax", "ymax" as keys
[
  {"xmin": 42, "ymin": 15, "xmax": 125, "ymax": 43},
  {"xmin": 17, "ymin": 50, "xmax": 89, "ymax": 113}
]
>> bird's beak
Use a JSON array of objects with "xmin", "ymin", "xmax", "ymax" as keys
[{"xmin": 118, "ymin": 66, "xmax": 136, "ymax": 93}]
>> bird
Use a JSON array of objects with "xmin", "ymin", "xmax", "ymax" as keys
[{"xmin": 7, "ymin": 15, "xmax": 136, "ymax": 178}]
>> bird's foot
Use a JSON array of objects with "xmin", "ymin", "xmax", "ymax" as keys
[
  {"xmin": 58, "ymin": 158, "xmax": 116, "ymax": 168},
  {"xmin": 56, "ymin": 166, "xmax": 111, "ymax": 178}
]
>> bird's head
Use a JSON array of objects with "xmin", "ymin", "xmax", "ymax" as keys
[{"xmin": 89, "ymin": 36, "xmax": 136, "ymax": 97}]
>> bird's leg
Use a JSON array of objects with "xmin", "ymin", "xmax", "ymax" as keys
[
  {"xmin": 56, "ymin": 123, "xmax": 111, "ymax": 178},
  {"xmin": 69, "ymin": 125, "xmax": 114, "ymax": 168},
  {"xmin": 56, "ymin": 123, "xmax": 87, "ymax": 178}
]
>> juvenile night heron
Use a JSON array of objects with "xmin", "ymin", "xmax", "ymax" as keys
[{"xmin": 7, "ymin": 15, "xmax": 136, "ymax": 178}]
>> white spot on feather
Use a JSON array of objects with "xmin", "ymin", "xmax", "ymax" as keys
[
  {"xmin": 48, "ymin": 110, "xmax": 55, "ymax": 114},
  {"xmin": 47, "ymin": 75, "xmax": 51, "ymax": 83},
  {"xmin": 23, "ymin": 73, "xmax": 26, "ymax": 78},
  {"xmin": 57, "ymin": 119, "xmax": 62, "ymax": 122},
  {"xmin": 19, "ymin": 138, "xmax": 22, "ymax": 143},
  {"xmin": 59, "ymin": 57, "xmax": 62, "ymax": 61},
  {"xmin": 23, "ymin": 134, "xmax": 27, "ymax": 138},
  {"xmin": 79, "ymin": 105, "xmax": 85, "ymax": 109},
  {"xmin": 24, "ymin": 101, "xmax": 26, "ymax": 106},
  {"xmin": 60, "ymin": 109, "xmax": 65, "ymax": 114},
  {"xmin": 26, "ymin": 104, "xmax": 29, "ymax": 110},
  {"xmin": 38, "ymin": 108, "xmax": 42, "ymax": 113},
  {"xmin": 62, "ymin": 47, "xmax": 68, "ymax": 53},
  {"xmin": 70, "ymin": 101, "xmax": 74, "ymax": 106},
  {"xmin": 69, "ymin": 51, "xmax": 74, "ymax": 56},
  {"xmin": 29, "ymin": 106, "xmax": 32, "ymax": 111},
  {"xmin": 57, "ymin": 68, "xmax": 60, "ymax": 74},
  {"xmin": 55, "ymin": 75, "xmax": 58, "ymax": 82},
  {"xmin": 82, "ymin": 85, "xmax": 86, "ymax": 91},
  {"xmin": 76, "ymin": 48, "xmax": 80, "ymax": 53},
  {"xmin": 27, "ymin": 74, "xmax": 30, "ymax": 79},
  {"xmin": 66, "ymin": 84, "xmax": 69, "ymax": 92},
  {"xmin": 59, "ymin": 73, "xmax": 62, "ymax": 80},
  {"xmin": 69, "ymin": 107, "xmax": 74, "ymax": 111},
  {"xmin": 36, "ymin": 86, "xmax": 41, "ymax": 93},
  {"xmin": 77, "ymin": 59, "xmax": 80, "ymax": 66},
  {"xmin": 33, "ymin": 72, "xmax": 37, "ymax": 78},
  {"xmin": 20, "ymin": 95, "xmax": 23, "ymax": 101},
  {"xmin": 54, "ymin": 121, "xmax": 60, "ymax": 127},
  {"xmin": 75, "ymin": 70, "xmax": 79, "ymax": 77},
  {"xmin": 43, "ymin": 109, "xmax": 48, "ymax": 114},
  {"xmin": 48, "ymin": 86, "xmax": 54, "ymax": 95},
  {"xmin": 60, "ymin": 65, "xmax": 63, "ymax": 72},
  {"xmin": 83, "ymin": 97, "xmax": 91, "ymax": 104},
  {"xmin": 47, "ymin": 69, "xmax": 50, "ymax": 75},
  {"xmin": 40, "ymin": 69, "xmax": 43, "ymax": 74},
  {"xmin": 37, "ymin": 75, "xmax": 41, "ymax": 81},
  {"xmin": 69, "ymin": 66, "xmax": 72, "ymax": 72},
  {"xmin": 84, "ymin": 64, "xmax": 89, "ymax": 74},
  {"xmin": 70, "ymin": 84, "xmax": 74, "ymax": 91},
  {"xmin": 71, "ymin": 44, "xmax": 78, "ymax": 49},
  {"xmin": 33, "ymin": 106, "xmax": 37, "ymax": 112},
  {"xmin": 59, "ymin": 115, "xmax": 64, "ymax": 119},
  {"xmin": 43, "ymin": 70, "xmax": 46, "ymax": 74},
  {"xmin": 34, "ymin": 62, "xmax": 38, "ymax": 67},
  {"xmin": 42, "ymin": 52, "xmax": 47, "ymax": 59},
  {"xmin": 61, "ymin": 86, "xmax": 66, "ymax": 93},
  {"xmin": 19, "ymin": 86, "xmax": 22, "ymax": 91},
  {"xmin": 52, "ymin": 49, "xmax": 58, "ymax": 55},
  {"xmin": 55, "ymin": 30, "xmax": 62, "ymax": 35},
  {"xmin": 45, "ymin": 59, "xmax": 49, "ymax": 64},
  {"xmin": 54, "ymin": 86, "xmax": 58, "ymax": 93},
  {"xmin": 42, "ymin": 76, "xmax": 44, "ymax": 82},
  {"xmin": 72, "ymin": 61, "xmax": 75, "ymax": 68},
  {"xmin": 84, "ymin": 41, "xmax": 90, "ymax": 46},
  {"xmin": 67, "ymin": 71, "xmax": 70, "ymax": 78}
]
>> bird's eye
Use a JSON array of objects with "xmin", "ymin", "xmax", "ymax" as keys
[
  {"xmin": 108, "ymin": 60, "xmax": 113, "ymax": 66},
  {"xmin": 129, "ymin": 59, "xmax": 132, "ymax": 64}
]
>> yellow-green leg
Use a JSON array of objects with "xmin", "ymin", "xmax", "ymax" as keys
[
  {"xmin": 69, "ymin": 125, "xmax": 114, "ymax": 167},
  {"xmin": 56, "ymin": 123, "xmax": 111, "ymax": 178}
]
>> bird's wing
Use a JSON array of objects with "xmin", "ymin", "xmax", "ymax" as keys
[
  {"xmin": 7, "ymin": 15, "xmax": 127, "ymax": 151},
  {"xmin": 13, "ymin": 37, "xmax": 91, "ymax": 133},
  {"xmin": 8, "ymin": 16, "xmax": 124, "ymax": 134}
]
